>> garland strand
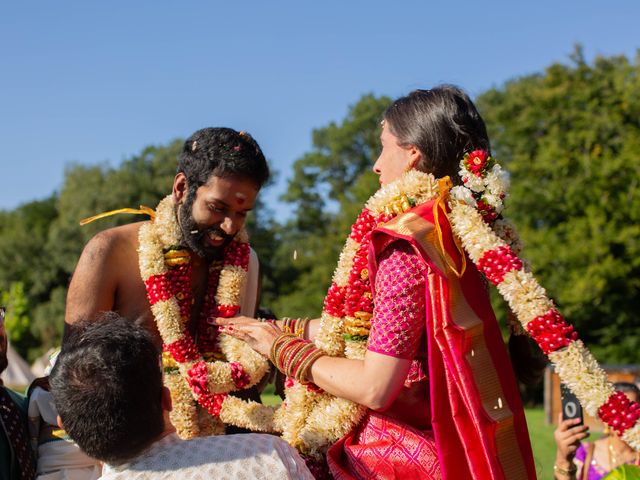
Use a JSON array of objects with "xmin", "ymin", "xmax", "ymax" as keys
[
  {"xmin": 138, "ymin": 195, "xmax": 270, "ymax": 438},
  {"xmin": 448, "ymin": 150, "xmax": 640, "ymax": 450}
]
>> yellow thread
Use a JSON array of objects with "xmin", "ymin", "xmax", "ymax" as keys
[
  {"xmin": 79, "ymin": 206, "xmax": 156, "ymax": 226},
  {"xmin": 433, "ymin": 177, "xmax": 466, "ymax": 278}
]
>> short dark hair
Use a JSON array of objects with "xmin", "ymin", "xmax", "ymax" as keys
[
  {"xmin": 384, "ymin": 85, "xmax": 490, "ymax": 185},
  {"xmin": 50, "ymin": 313, "xmax": 163, "ymax": 464},
  {"xmin": 615, "ymin": 381, "xmax": 640, "ymax": 400},
  {"xmin": 178, "ymin": 127, "xmax": 270, "ymax": 195}
]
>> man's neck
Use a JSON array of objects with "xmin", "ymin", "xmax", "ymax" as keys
[{"xmin": 161, "ymin": 411, "xmax": 177, "ymax": 438}]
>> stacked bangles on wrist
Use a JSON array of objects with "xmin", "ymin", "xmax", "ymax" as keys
[
  {"xmin": 281, "ymin": 317, "xmax": 309, "ymax": 337},
  {"xmin": 553, "ymin": 463, "xmax": 577, "ymax": 477},
  {"xmin": 269, "ymin": 334, "xmax": 324, "ymax": 384}
]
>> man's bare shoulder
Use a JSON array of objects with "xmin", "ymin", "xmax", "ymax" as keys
[{"xmin": 81, "ymin": 222, "xmax": 146, "ymax": 261}]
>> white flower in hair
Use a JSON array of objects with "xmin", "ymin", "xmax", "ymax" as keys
[
  {"xmin": 451, "ymin": 185, "xmax": 477, "ymax": 208},
  {"xmin": 486, "ymin": 164, "xmax": 509, "ymax": 199},
  {"xmin": 460, "ymin": 168, "xmax": 486, "ymax": 192},
  {"xmin": 483, "ymin": 192, "xmax": 504, "ymax": 213}
]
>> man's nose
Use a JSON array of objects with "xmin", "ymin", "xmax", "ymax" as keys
[{"xmin": 220, "ymin": 215, "xmax": 241, "ymax": 236}]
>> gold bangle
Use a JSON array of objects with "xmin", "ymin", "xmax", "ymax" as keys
[
  {"xmin": 269, "ymin": 333, "xmax": 295, "ymax": 366},
  {"xmin": 553, "ymin": 463, "xmax": 577, "ymax": 476},
  {"xmin": 297, "ymin": 348, "xmax": 324, "ymax": 383},
  {"xmin": 296, "ymin": 318, "xmax": 309, "ymax": 338}
]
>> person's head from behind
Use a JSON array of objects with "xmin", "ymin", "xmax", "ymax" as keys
[
  {"xmin": 615, "ymin": 382, "xmax": 640, "ymax": 405},
  {"xmin": 50, "ymin": 312, "xmax": 165, "ymax": 464},
  {"xmin": 173, "ymin": 127, "xmax": 270, "ymax": 259},
  {"xmin": 374, "ymin": 85, "xmax": 490, "ymax": 186}
]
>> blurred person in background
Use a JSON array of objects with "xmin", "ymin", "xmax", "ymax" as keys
[
  {"xmin": 554, "ymin": 382, "xmax": 640, "ymax": 479},
  {"xmin": 0, "ymin": 306, "xmax": 37, "ymax": 479}
]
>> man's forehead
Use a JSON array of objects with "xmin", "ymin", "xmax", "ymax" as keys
[{"xmin": 199, "ymin": 176, "xmax": 258, "ymax": 206}]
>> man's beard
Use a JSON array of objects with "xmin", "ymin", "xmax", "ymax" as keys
[{"xmin": 178, "ymin": 194, "xmax": 234, "ymax": 261}]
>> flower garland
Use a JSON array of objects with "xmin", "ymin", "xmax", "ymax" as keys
[
  {"xmin": 273, "ymin": 170, "xmax": 442, "ymax": 458},
  {"xmin": 138, "ymin": 195, "xmax": 270, "ymax": 439},
  {"xmin": 447, "ymin": 150, "xmax": 640, "ymax": 451},
  {"xmin": 202, "ymin": 171, "xmax": 442, "ymax": 455}
]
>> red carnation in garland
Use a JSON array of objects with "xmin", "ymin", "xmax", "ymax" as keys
[
  {"xmin": 145, "ymin": 267, "xmax": 191, "ymax": 304},
  {"xmin": 464, "ymin": 150, "xmax": 490, "ymax": 177},
  {"xmin": 477, "ymin": 245, "xmax": 523, "ymax": 285},
  {"xmin": 598, "ymin": 391, "xmax": 640, "ymax": 436},
  {"xmin": 224, "ymin": 241, "xmax": 250, "ymax": 269},
  {"xmin": 198, "ymin": 393, "xmax": 228, "ymax": 416},
  {"xmin": 525, "ymin": 309, "xmax": 578, "ymax": 354},
  {"xmin": 476, "ymin": 200, "xmax": 498, "ymax": 223},
  {"xmin": 165, "ymin": 337, "xmax": 200, "ymax": 363},
  {"xmin": 349, "ymin": 209, "xmax": 378, "ymax": 243},
  {"xmin": 229, "ymin": 362, "xmax": 251, "ymax": 389},
  {"xmin": 344, "ymin": 245, "xmax": 372, "ymax": 316},
  {"xmin": 324, "ymin": 283, "xmax": 346, "ymax": 317},
  {"xmin": 186, "ymin": 361, "xmax": 209, "ymax": 395}
]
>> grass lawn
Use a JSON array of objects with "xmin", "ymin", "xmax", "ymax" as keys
[
  {"xmin": 260, "ymin": 383, "xmax": 282, "ymax": 406},
  {"xmin": 525, "ymin": 407, "xmax": 558, "ymax": 479}
]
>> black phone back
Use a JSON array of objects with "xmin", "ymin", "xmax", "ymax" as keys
[{"xmin": 560, "ymin": 383, "xmax": 584, "ymax": 425}]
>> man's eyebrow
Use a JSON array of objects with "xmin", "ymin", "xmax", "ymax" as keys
[
  {"xmin": 207, "ymin": 198, "xmax": 254, "ymax": 211},
  {"xmin": 207, "ymin": 197, "xmax": 229, "ymax": 207}
]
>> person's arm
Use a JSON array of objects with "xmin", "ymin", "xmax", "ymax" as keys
[
  {"xmin": 64, "ymin": 230, "xmax": 121, "ymax": 340},
  {"xmin": 218, "ymin": 320, "xmax": 411, "ymax": 410},
  {"xmin": 221, "ymin": 240, "xmax": 424, "ymax": 410},
  {"xmin": 553, "ymin": 414, "xmax": 589, "ymax": 479}
]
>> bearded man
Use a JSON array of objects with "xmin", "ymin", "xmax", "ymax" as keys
[{"xmin": 64, "ymin": 127, "xmax": 270, "ymax": 437}]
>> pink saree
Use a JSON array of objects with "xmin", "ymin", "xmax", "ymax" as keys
[{"xmin": 327, "ymin": 200, "xmax": 536, "ymax": 480}]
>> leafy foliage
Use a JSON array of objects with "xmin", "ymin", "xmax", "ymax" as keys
[
  {"xmin": 2, "ymin": 50, "xmax": 639, "ymax": 368},
  {"xmin": 477, "ymin": 47, "xmax": 640, "ymax": 361}
]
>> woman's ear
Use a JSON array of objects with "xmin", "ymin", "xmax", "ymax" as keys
[
  {"xmin": 407, "ymin": 145, "xmax": 422, "ymax": 171},
  {"xmin": 172, "ymin": 173, "xmax": 188, "ymax": 205}
]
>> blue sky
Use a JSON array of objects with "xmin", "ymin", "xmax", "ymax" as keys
[{"xmin": 1, "ymin": 0, "xmax": 638, "ymax": 212}]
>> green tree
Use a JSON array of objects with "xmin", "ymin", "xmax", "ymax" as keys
[
  {"xmin": 0, "ymin": 141, "xmax": 184, "ymax": 360},
  {"xmin": 266, "ymin": 94, "xmax": 391, "ymax": 317},
  {"xmin": 1, "ymin": 282, "xmax": 35, "ymax": 354},
  {"xmin": 477, "ymin": 47, "xmax": 640, "ymax": 362}
]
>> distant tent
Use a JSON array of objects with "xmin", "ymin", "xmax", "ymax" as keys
[
  {"xmin": 1, "ymin": 342, "xmax": 35, "ymax": 388},
  {"xmin": 31, "ymin": 347, "xmax": 58, "ymax": 378}
]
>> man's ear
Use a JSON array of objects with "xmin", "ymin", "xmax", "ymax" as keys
[
  {"xmin": 161, "ymin": 386, "xmax": 173, "ymax": 412},
  {"xmin": 56, "ymin": 415, "xmax": 64, "ymax": 430},
  {"xmin": 173, "ymin": 173, "xmax": 188, "ymax": 205}
]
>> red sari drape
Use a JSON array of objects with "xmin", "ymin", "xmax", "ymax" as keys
[{"xmin": 328, "ymin": 200, "xmax": 536, "ymax": 480}]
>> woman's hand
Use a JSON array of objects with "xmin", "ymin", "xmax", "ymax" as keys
[
  {"xmin": 212, "ymin": 316, "xmax": 282, "ymax": 358},
  {"xmin": 554, "ymin": 413, "xmax": 589, "ymax": 465}
]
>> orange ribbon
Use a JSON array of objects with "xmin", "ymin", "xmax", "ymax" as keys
[
  {"xmin": 79, "ymin": 205, "xmax": 156, "ymax": 226},
  {"xmin": 433, "ymin": 176, "xmax": 466, "ymax": 278}
]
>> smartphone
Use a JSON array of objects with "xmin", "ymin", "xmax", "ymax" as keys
[{"xmin": 560, "ymin": 383, "xmax": 583, "ymax": 425}]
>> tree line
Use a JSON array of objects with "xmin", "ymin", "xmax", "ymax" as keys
[{"xmin": 2, "ymin": 48, "xmax": 639, "ymax": 365}]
